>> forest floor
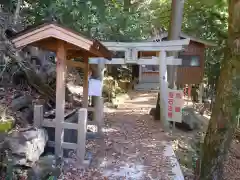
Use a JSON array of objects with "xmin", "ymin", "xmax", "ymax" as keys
[
  {"xmin": 59, "ymin": 91, "xmax": 240, "ymax": 180},
  {"xmin": 182, "ymin": 100, "xmax": 240, "ymax": 180},
  {"xmin": 61, "ymin": 91, "xmax": 184, "ymax": 179}
]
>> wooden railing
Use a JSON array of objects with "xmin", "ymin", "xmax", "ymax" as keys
[{"xmin": 34, "ymin": 105, "xmax": 87, "ymax": 164}]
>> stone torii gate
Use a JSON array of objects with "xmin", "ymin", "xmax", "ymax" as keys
[{"xmin": 90, "ymin": 39, "xmax": 190, "ymax": 127}]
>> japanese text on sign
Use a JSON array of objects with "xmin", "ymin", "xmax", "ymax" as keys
[{"xmin": 167, "ymin": 89, "xmax": 184, "ymax": 123}]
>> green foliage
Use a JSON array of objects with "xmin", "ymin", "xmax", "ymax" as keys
[
  {"xmin": 0, "ymin": 106, "xmax": 14, "ymax": 132},
  {"xmin": 2, "ymin": 0, "xmax": 228, "ymax": 90},
  {"xmin": 20, "ymin": 0, "xmax": 153, "ymax": 41},
  {"xmin": 183, "ymin": 0, "xmax": 228, "ymax": 91}
]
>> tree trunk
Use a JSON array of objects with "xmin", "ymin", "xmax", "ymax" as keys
[
  {"xmin": 13, "ymin": 0, "xmax": 22, "ymax": 25},
  {"xmin": 154, "ymin": 0, "xmax": 185, "ymax": 121},
  {"xmin": 200, "ymin": 1, "xmax": 240, "ymax": 179}
]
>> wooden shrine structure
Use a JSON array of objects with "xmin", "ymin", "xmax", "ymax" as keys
[{"xmin": 10, "ymin": 22, "xmax": 112, "ymax": 163}]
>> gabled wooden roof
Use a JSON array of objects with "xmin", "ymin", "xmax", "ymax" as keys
[{"xmin": 10, "ymin": 22, "xmax": 112, "ymax": 59}]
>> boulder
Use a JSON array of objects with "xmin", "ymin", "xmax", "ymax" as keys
[
  {"xmin": 5, "ymin": 127, "xmax": 48, "ymax": 166},
  {"xmin": 10, "ymin": 95, "xmax": 32, "ymax": 111},
  {"xmin": 178, "ymin": 108, "xmax": 201, "ymax": 131},
  {"xmin": 18, "ymin": 106, "xmax": 34, "ymax": 124}
]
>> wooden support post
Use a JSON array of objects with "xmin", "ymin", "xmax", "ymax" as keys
[
  {"xmin": 188, "ymin": 84, "xmax": 192, "ymax": 101},
  {"xmin": 77, "ymin": 108, "xmax": 87, "ymax": 163},
  {"xmin": 34, "ymin": 105, "xmax": 43, "ymax": 128},
  {"xmin": 93, "ymin": 59, "xmax": 105, "ymax": 135},
  {"xmin": 55, "ymin": 41, "xmax": 67, "ymax": 157},
  {"xmin": 159, "ymin": 51, "xmax": 169, "ymax": 131},
  {"xmin": 83, "ymin": 56, "xmax": 89, "ymax": 108},
  {"xmin": 139, "ymin": 65, "xmax": 142, "ymax": 83},
  {"xmin": 199, "ymin": 83, "xmax": 204, "ymax": 103}
]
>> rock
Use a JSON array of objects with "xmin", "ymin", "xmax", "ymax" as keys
[
  {"xmin": 19, "ymin": 107, "xmax": 34, "ymax": 124},
  {"xmin": 10, "ymin": 95, "xmax": 32, "ymax": 111},
  {"xmin": 177, "ymin": 108, "xmax": 201, "ymax": 131},
  {"xmin": 28, "ymin": 155, "xmax": 62, "ymax": 179},
  {"xmin": 5, "ymin": 127, "xmax": 48, "ymax": 166}
]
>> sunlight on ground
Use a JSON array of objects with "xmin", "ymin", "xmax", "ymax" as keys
[
  {"xmin": 129, "ymin": 96, "xmax": 153, "ymax": 103},
  {"xmin": 67, "ymin": 83, "xmax": 83, "ymax": 95},
  {"xmin": 122, "ymin": 104, "xmax": 156, "ymax": 109},
  {"xmin": 87, "ymin": 125, "xmax": 98, "ymax": 132},
  {"xmin": 102, "ymin": 127, "xmax": 118, "ymax": 133},
  {"xmin": 102, "ymin": 162, "xmax": 144, "ymax": 179},
  {"xmin": 99, "ymin": 92, "xmax": 185, "ymax": 179}
]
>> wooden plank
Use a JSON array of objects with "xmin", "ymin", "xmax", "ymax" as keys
[
  {"xmin": 63, "ymin": 122, "xmax": 78, "ymax": 130},
  {"xmin": 42, "ymin": 119, "xmax": 56, "ymax": 128},
  {"xmin": 83, "ymin": 56, "xmax": 89, "ymax": 108},
  {"xmin": 12, "ymin": 24, "xmax": 54, "ymax": 42},
  {"xmin": 62, "ymin": 142, "xmax": 78, "ymax": 150},
  {"xmin": 12, "ymin": 24, "xmax": 93, "ymax": 50},
  {"xmin": 66, "ymin": 49, "xmax": 92, "ymax": 59},
  {"xmin": 43, "ymin": 121, "xmax": 79, "ymax": 130},
  {"xmin": 55, "ymin": 40, "xmax": 67, "ymax": 157},
  {"xmin": 64, "ymin": 109, "xmax": 77, "ymax": 118},
  {"xmin": 66, "ymin": 60, "xmax": 85, "ymax": 68},
  {"xmin": 33, "ymin": 105, "xmax": 43, "ymax": 128},
  {"xmin": 47, "ymin": 141, "xmax": 78, "ymax": 150},
  {"xmin": 77, "ymin": 108, "xmax": 88, "ymax": 163}
]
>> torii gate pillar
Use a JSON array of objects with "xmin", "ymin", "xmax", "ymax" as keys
[{"xmin": 93, "ymin": 59, "xmax": 105, "ymax": 135}]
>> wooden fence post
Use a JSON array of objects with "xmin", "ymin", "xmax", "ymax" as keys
[
  {"xmin": 77, "ymin": 108, "xmax": 87, "ymax": 164},
  {"xmin": 34, "ymin": 105, "xmax": 43, "ymax": 128}
]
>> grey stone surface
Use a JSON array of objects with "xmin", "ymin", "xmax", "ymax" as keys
[
  {"xmin": 180, "ymin": 107, "xmax": 201, "ymax": 131},
  {"xmin": 10, "ymin": 95, "xmax": 32, "ymax": 111},
  {"xmin": 5, "ymin": 127, "xmax": 48, "ymax": 166}
]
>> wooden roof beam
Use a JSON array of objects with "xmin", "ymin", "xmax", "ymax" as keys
[{"xmin": 66, "ymin": 60, "xmax": 85, "ymax": 69}]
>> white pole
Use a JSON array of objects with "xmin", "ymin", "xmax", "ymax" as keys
[
  {"xmin": 93, "ymin": 58, "xmax": 105, "ymax": 135},
  {"xmin": 159, "ymin": 51, "xmax": 169, "ymax": 131}
]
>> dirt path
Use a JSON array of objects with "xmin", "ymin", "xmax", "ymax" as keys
[
  {"xmin": 60, "ymin": 91, "xmax": 184, "ymax": 179},
  {"xmin": 88, "ymin": 92, "xmax": 179, "ymax": 179}
]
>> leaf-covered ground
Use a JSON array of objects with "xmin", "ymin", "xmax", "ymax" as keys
[
  {"xmin": 60, "ymin": 92, "xmax": 183, "ymax": 180},
  {"xmin": 223, "ymin": 141, "xmax": 240, "ymax": 180}
]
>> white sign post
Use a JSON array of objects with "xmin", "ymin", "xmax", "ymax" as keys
[{"xmin": 166, "ymin": 89, "xmax": 184, "ymax": 123}]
